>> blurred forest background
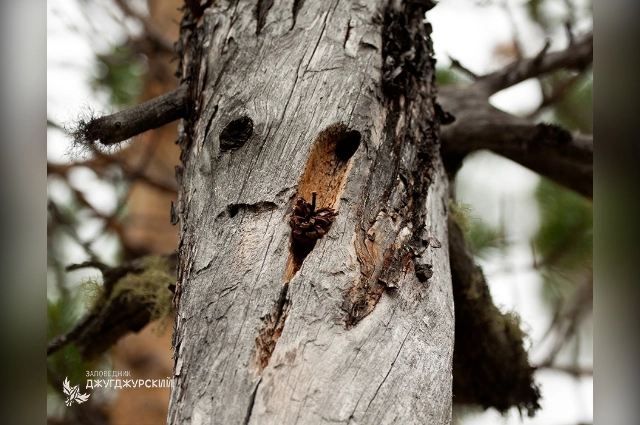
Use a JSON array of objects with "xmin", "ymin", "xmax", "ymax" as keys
[{"xmin": 46, "ymin": 0, "xmax": 592, "ymax": 424}]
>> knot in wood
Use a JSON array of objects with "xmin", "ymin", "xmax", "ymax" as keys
[{"xmin": 220, "ymin": 116, "xmax": 253, "ymax": 151}]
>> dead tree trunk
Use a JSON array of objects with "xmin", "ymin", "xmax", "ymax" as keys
[{"xmin": 169, "ymin": 1, "xmax": 452, "ymax": 423}]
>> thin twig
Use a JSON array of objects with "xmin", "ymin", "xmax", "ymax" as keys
[
  {"xmin": 47, "ymin": 118, "xmax": 67, "ymax": 133},
  {"xmin": 533, "ymin": 38, "xmax": 552, "ymax": 65},
  {"xmin": 537, "ymin": 274, "xmax": 592, "ymax": 366}
]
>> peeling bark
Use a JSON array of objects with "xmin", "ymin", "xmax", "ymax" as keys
[{"xmin": 168, "ymin": 1, "xmax": 453, "ymax": 424}]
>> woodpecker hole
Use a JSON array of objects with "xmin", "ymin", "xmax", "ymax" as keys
[
  {"xmin": 284, "ymin": 123, "xmax": 360, "ymax": 282},
  {"xmin": 335, "ymin": 130, "xmax": 361, "ymax": 161}
]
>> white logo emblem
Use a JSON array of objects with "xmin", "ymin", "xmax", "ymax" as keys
[{"xmin": 62, "ymin": 377, "xmax": 91, "ymax": 406}]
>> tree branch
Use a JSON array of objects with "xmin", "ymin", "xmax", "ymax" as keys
[
  {"xmin": 73, "ymin": 84, "xmax": 189, "ymax": 146},
  {"xmin": 47, "ymin": 255, "xmax": 175, "ymax": 360},
  {"xmin": 537, "ymin": 273, "xmax": 593, "ymax": 367},
  {"xmin": 475, "ymin": 30, "xmax": 592, "ymax": 95},
  {"xmin": 438, "ymin": 86, "xmax": 592, "ymax": 198},
  {"xmin": 47, "ymin": 118, "xmax": 66, "ymax": 132},
  {"xmin": 448, "ymin": 217, "xmax": 541, "ymax": 416},
  {"xmin": 47, "ymin": 312, "xmax": 97, "ymax": 358}
]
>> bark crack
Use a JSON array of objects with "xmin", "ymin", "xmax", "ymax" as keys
[
  {"xmin": 255, "ymin": 0, "xmax": 274, "ymax": 35},
  {"xmin": 243, "ymin": 377, "xmax": 262, "ymax": 425},
  {"xmin": 304, "ymin": 1, "xmax": 334, "ymax": 74},
  {"xmin": 365, "ymin": 328, "xmax": 412, "ymax": 414},
  {"xmin": 344, "ymin": 17, "xmax": 353, "ymax": 49},
  {"xmin": 237, "ymin": 56, "xmax": 302, "ymax": 201},
  {"xmin": 255, "ymin": 283, "xmax": 290, "ymax": 372}
]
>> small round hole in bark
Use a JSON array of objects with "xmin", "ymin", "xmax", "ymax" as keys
[
  {"xmin": 335, "ymin": 130, "xmax": 361, "ymax": 161},
  {"xmin": 220, "ymin": 116, "xmax": 253, "ymax": 151}
]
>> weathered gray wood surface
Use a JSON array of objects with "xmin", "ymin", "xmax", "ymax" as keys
[{"xmin": 168, "ymin": 1, "xmax": 453, "ymax": 424}]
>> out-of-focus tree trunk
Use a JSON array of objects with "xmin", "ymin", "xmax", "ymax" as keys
[{"xmin": 169, "ymin": 1, "xmax": 454, "ymax": 423}]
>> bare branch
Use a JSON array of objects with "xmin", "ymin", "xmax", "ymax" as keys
[
  {"xmin": 47, "ymin": 157, "xmax": 111, "ymax": 177},
  {"xmin": 438, "ymin": 86, "xmax": 592, "ymax": 198},
  {"xmin": 48, "ymin": 153, "xmax": 179, "ymax": 195},
  {"xmin": 73, "ymin": 84, "xmax": 189, "ymax": 146},
  {"xmin": 564, "ymin": 20, "xmax": 575, "ymax": 46},
  {"xmin": 475, "ymin": 31, "xmax": 592, "ymax": 95},
  {"xmin": 66, "ymin": 260, "xmax": 110, "ymax": 273},
  {"xmin": 537, "ymin": 274, "xmax": 593, "ymax": 366},
  {"xmin": 499, "ymin": 0, "xmax": 526, "ymax": 60}
]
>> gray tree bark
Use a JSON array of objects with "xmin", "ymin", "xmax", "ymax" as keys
[{"xmin": 168, "ymin": 1, "xmax": 453, "ymax": 424}]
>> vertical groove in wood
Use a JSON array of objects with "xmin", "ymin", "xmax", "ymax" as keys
[{"xmin": 283, "ymin": 123, "xmax": 360, "ymax": 282}]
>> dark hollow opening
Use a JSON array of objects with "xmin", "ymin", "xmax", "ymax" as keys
[
  {"xmin": 335, "ymin": 129, "xmax": 361, "ymax": 161},
  {"xmin": 228, "ymin": 204, "xmax": 240, "ymax": 218},
  {"xmin": 220, "ymin": 116, "xmax": 254, "ymax": 151}
]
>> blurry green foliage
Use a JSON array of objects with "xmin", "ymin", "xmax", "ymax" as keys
[
  {"xmin": 525, "ymin": 0, "xmax": 592, "ymax": 31},
  {"xmin": 548, "ymin": 70, "xmax": 593, "ymax": 133},
  {"xmin": 525, "ymin": 0, "xmax": 553, "ymax": 30},
  {"xmin": 435, "ymin": 67, "xmax": 473, "ymax": 87},
  {"xmin": 467, "ymin": 220, "xmax": 506, "ymax": 259},
  {"xmin": 533, "ymin": 178, "xmax": 592, "ymax": 303},
  {"xmin": 47, "ymin": 200, "xmax": 107, "ymax": 408},
  {"xmin": 93, "ymin": 44, "xmax": 147, "ymax": 107},
  {"xmin": 47, "ymin": 296, "xmax": 97, "ymax": 389},
  {"xmin": 451, "ymin": 201, "xmax": 506, "ymax": 259}
]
